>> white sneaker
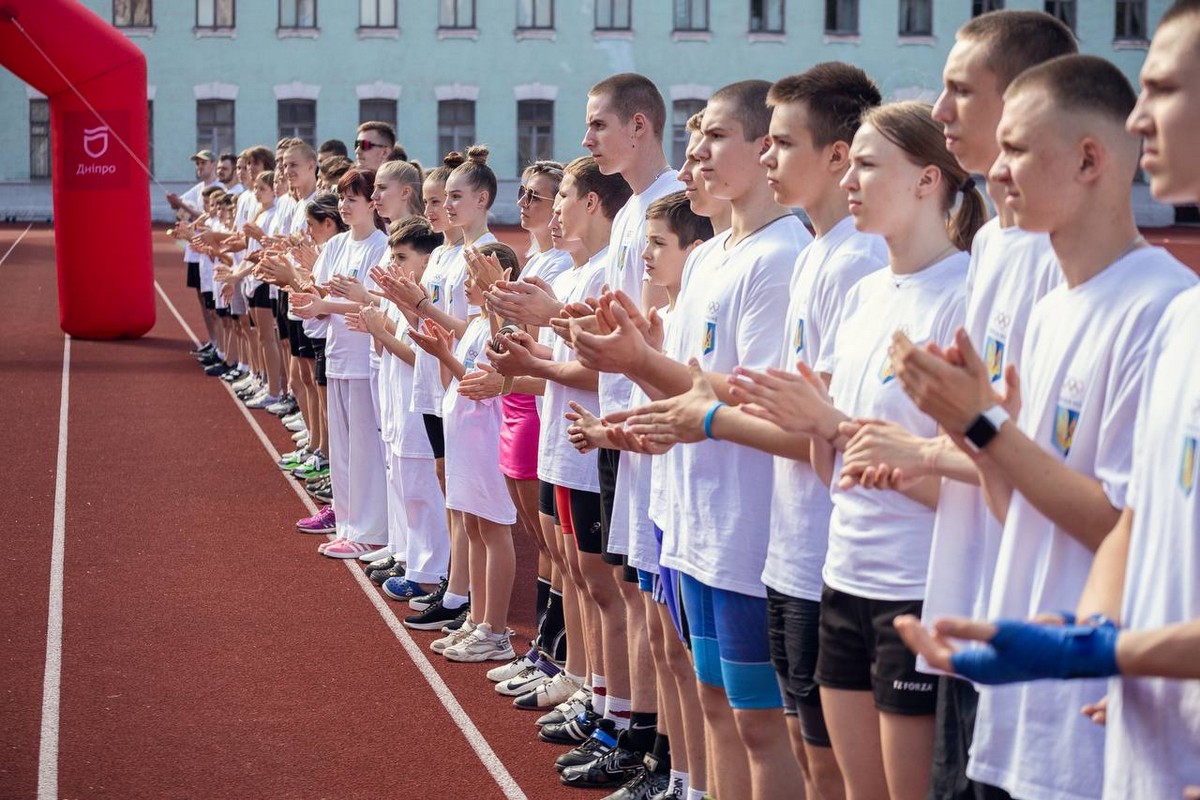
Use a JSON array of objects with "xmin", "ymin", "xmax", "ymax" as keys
[
  {"xmin": 282, "ymin": 411, "xmax": 303, "ymax": 425},
  {"xmin": 444, "ymin": 624, "xmax": 515, "ymax": 663},
  {"xmin": 513, "ymin": 671, "xmax": 579, "ymax": 710},
  {"xmin": 292, "ymin": 429, "xmax": 308, "ymax": 442},
  {"xmin": 487, "ymin": 654, "xmax": 535, "ymax": 683},
  {"xmin": 284, "ymin": 418, "xmax": 307, "ymax": 433},
  {"xmin": 496, "ymin": 664, "xmax": 552, "ymax": 696},
  {"xmin": 232, "ymin": 374, "xmax": 258, "ymax": 392},
  {"xmin": 431, "ymin": 620, "xmax": 476, "ymax": 654},
  {"xmin": 358, "ymin": 546, "xmax": 393, "ymax": 563}
]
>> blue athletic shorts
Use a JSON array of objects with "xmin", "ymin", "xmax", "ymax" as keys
[{"xmin": 679, "ymin": 572, "xmax": 781, "ymax": 710}]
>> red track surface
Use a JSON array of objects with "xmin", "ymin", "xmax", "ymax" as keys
[{"xmin": 2, "ymin": 224, "xmax": 583, "ymax": 800}]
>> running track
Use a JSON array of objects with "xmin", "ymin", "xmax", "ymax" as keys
[{"xmin": 2, "ymin": 224, "xmax": 581, "ymax": 800}]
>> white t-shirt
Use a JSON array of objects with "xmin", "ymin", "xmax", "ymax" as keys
[
  {"xmin": 378, "ymin": 300, "xmax": 434, "ymax": 460},
  {"xmin": 521, "ymin": 246, "xmax": 574, "ymax": 287},
  {"xmin": 321, "ymin": 229, "xmax": 389, "ymax": 381},
  {"xmin": 442, "ymin": 316, "xmax": 517, "ymax": 525},
  {"xmin": 537, "ymin": 250, "xmax": 609, "ymax": 493},
  {"xmin": 445, "ymin": 232, "xmax": 497, "ymax": 321},
  {"xmin": 921, "ymin": 222, "xmax": 1062, "ymax": 674},
  {"xmin": 597, "ymin": 170, "xmax": 685, "ymax": 418},
  {"xmin": 410, "ymin": 243, "xmax": 456, "ymax": 417},
  {"xmin": 289, "ymin": 191, "xmax": 315, "ymax": 236},
  {"xmin": 762, "ymin": 217, "xmax": 888, "ymax": 601},
  {"xmin": 969, "ymin": 247, "xmax": 1197, "ymax": 800},
  {"xmin": 661, "ymin": 216, "xmax": 812, "ymax": 597},
  {"xmin": 1105, "ymin": 285, "xmax": 1200, "ymax": 800},
  {"xmin": 242, "ymin": 205, "xmax": 278, "ymax": 297},
  {"xmin": 820, "ymin": 252, "xmax": 969, "ymax": 601},
  {"xmin": 646, "ymin": 308, "xmax": 687, "ymax": 541},
  {"xmin": 273, "ymin": 194, "xmax": 297, "ymax": 234},
  {"xmin": 181, "ymin": 179, "xmax": 221, "ymax": 263}
]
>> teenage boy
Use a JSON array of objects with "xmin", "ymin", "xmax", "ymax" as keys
[
  {"xmin": 896, "ymin": 4, "xmax": 1200, "ymax": 798},
  {"xmin": 886, "ymin": 54, "xmax": 1196, "ymax": 800},
  {"xmin": 577, "ymin": 79, "xmax": 813, "ymax": 800},
  {"xmin": 169, "ymin": 149, "xmax": 222, "ymax": 358}
]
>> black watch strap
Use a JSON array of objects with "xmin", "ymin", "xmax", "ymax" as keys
[{"xmin": 964, "ymin": 413, "xmax": 999, "ymax": 451}]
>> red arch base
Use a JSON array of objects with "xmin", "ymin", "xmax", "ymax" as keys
[{"xmin": 2, "ymin": 0, "xmax": 155, "ymax": 339}]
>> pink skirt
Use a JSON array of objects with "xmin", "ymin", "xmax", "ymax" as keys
[{"xmin": 499, "ymin": 392, "xmax": 540, "ymax": 480}]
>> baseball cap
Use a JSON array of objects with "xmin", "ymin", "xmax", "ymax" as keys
[{"xmin": 191, "ymin": 149, "xmax": 216, "ymax": 162}]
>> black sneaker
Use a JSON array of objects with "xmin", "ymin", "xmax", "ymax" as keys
[
  {"xmin": 605, "ymin": 755, "xmax": 670, "ymax": 799},
  {"xmin": 560, "ymin": 744, "xmax": 644, "ymax": 788},
  {"xmin": 441, "ymin": 606, "xmax": 469, "ymax": 632},
  {"xmin": 220, "ymin": 368, "xmax": 245, "ymax": 383},
  {"xmin": 310, "ymin": 483, "xmax": 333, "ymax": 504},
  {"xmin": 540, "ymin": 708, "xmax": 600, "ymax": 745},
  {"xmin": 403, "ymin": 598, "xmax": 467, "ymax": 631},
  {"xmin": 555, "ymin": 719, "xmax": 618, "ymax": 772},
  {"xmin": 204, "ymin": 361, "xmax": 232, "ymax": 377},
  {"xmin": 198, "ymin": 351, "xmax": 222, "ymax": 366},
  {"xmin": 409, "ymin": 577, "xmax": 448, "ymax": 612},
  {"xmin": 370, "ymin": 563, "xmax": 407, "ymax": 586},
  {"xmin": 190, "ymin": 342, "xmax": 215, "ymax": 358}
]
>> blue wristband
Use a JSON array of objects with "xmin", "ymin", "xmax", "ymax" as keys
[
  {"xmin": 951, "ymin": 618, "xmax": 1121, "ymax": 685},
  {"xmin": 703, "ymin": 402, "xmax": 727, "ymax": 440}
]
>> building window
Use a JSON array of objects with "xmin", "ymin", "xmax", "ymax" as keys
[
  {"xmin": 518, "ymin": 0, "xmax": 554, "ymax": 28},
  {"xmin": 671, "ymin": 99, "xmax": 706, "ymax": 168},
  {"xmin": 114, "ymin": 0, "xmax": 152, "ymax": 27},
  {"xmin": 674, "ymin": 0, "xmax": 709, "ymax": 31},
  {"xmin": 359, "ymin": 98, "xmax": 398, "ymax": 129},
  {"xmin": 196, "ymin": 0, "xmax": 234, "ymax": 28},
  {"xmin": 440, "ymin": 0, "xmax": 475, "ymax": 28},
  {"xmin": 899, "ymin": 0, "xmax": 932, "ymax": 34},
  {"xmin": 971, "ymin": 0, "xmax": 1003, "ymax": 15},
  {"xmin": 1044, "ymin": 0, "xmax": 1075, "ymax": 31},
  {"xmin": 750, "ymin": 0, "xmax": 784, "ymax": 32},
  {"xmin": 438, "ymin": 100, "xmax": 476, "ymax": 157},
  {"xmin": 1115, "ymin": 0, "xmax": 1147, "ymax": 39},
  {"xmin": 359, "ymin": 0, "xmax": 396, "ymax": 27},
  {"xmin": 279, "ymin": 0, "xmax": 316, "ymax": 28},
  {"xmin": 278, "ymin": 99, "xmax": 316, "ymax": 146},
  {"xmin": 147, "ymin": 100, "xmax": 155, "ymax": 175},
  {"xmin": 30, "ymin": 99, "xmax": 50, "ymax": 180},
  {"xmin": 517, "ymin": 100, "xmax": 554, "ymax": 172},
  {"xmin": 595, "ymin": 0, "xmax": 631, "ymax": 29},
  {"xmin": 197, "ymin": 99, "xmax": 235, "ymax": 157},
  {"xmin": 825, "ymin": 0, "xmax": 858, "ymax": 33}
]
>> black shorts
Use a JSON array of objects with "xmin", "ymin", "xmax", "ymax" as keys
[
  {"xmin": 597, "ymin": 448, "xmax": 623, "ymax": 566},
  {"xmin": 539, "ymin": 480, "xmax": 559, "ymax": 522},
  {"xmin": 186, "ymin": 261, "xmax": 201, "ymax": 290},
  {"xmin": 815, "ymin": 584, "xmax": 938, "ymax": 716},
  {"xmin": 929, "ymin": 678, "xmax": 1012, "ymax": 800},
  {"xmin": 312, "ymin": 337, "xmax": 328, "ymax": 386},
  {"xmin": 274, "ymin": 295, "xmax": 290, "ymax": 341},
  {"xmin": 767, "ymin": 588, "xmax": 831, "ymax": 747},
  {"xmin": 215, "ymin": 306, "xmax": 230, "ymax": 318},
  {"xmin": 250, "ymin": 283, "xmax": 272, "ymax": 309},
  {"xmin": 202, "ymin": 291, "xmax": 215, "ymax": 310},
  {"xmin": 568, "ymin": 489, "xmax": 603, "ymax": 555},
  {"xmin": 422, "ymin": 414, "xmax": 446, "ymax": 459},
  {"xmin": 287, "ymin": 319, "xmax": 315, "ymax": 359}
]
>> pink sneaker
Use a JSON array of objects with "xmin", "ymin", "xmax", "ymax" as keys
[
  {"xmin": 322, "ymin": 539, "xmax": 380, "ymax": 559},
  {"xmin": 317, "ymin": 536, "xmax": 345, "ymax": 554},
  {"xmin": 297, "ymin": 506, "xmax": 336, "ymax": 534}
]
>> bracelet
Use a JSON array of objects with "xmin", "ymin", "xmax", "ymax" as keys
[
  {"xmin": 416, "ymin": 297, "xmax": 430, "ymax": 316},
  {"xmin": 703, "ymin": 402, "xmax": 727, "ymax": 440},
  {"xmin": 501, "ymin": 376, "xmax": 514, "ymax": 396}
]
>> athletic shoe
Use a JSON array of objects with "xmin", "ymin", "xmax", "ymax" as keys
[
  {"xmin": 514, "ymin": 672, "xmax": 578, "ymax": 711},
  {"xmin": 245, "ymin": 392, "xmax": 279, "ymax": 410},
  {"xmin": 266, "ymin": 396, "xmax": 298, "ymax": 416},
  {"xmin": 562, "ymin": 749, "xmax": 654, "ymax": 791},
  {"xmin": 382, "ymin": 578, "xmax": 428, "ymax": 602},
  {"xmin": 409, "ymin": 577, "xmax": 448, "ymax": 612},
  {"xmin": 278, "ymin": 447, "xmax": 309, "ymax": 469},
  {"xmin": 370, "ymin": 562, "xmax": 406, "ymax": 586},
  {"xmin": 204, "ymin": 361, "xmax": 232, "ymax": 377},
  {"xmin": 403, "ymin": 597, "xmax": 466, "ymax": 631},
  {"xmin": 363, "ymin": 553, "xmax": 397, "ymax": 571},
  {"xmin": 540, "ymin": 707, "xmax": 601, "ymax": 745},
  {"xmin": 281, "ymin": 410, "xmax": 303, "ymax": 425},
  {"xmin": 497, "ymin": 661, "xmax": 559, "ymax": 697},
  {"xmin": 431, "ymin": 620, "xmax": 476, "ymax": 653},
  {"xmin": 555, "ymin": 720, "xmax": 619, "ymax": 772},
  {"xmin": 358, "ymin": 545, "xmax": 392, "ymax": 563},
  {"xmin": 442, "ymin": 607, "xmax": 470, "ymax": 633},
  {"xmin": 537, "ymin": 689, "xmax": 592, "ymax": 727},
  {"xmin": 323, "ymin": 539, "xmax": 379, "ymax": 559},
  {"xmin": 198, "ymin": 351, "xmax": 222, "ymax": 367},
  {"xmin": 291, "ymin": 429, "xmax": 308, "ymax": 443},
  {"xmin": 239, "ymin": 385, "xmax": 266, "ymax": 403},
  {"xmin": 649, "ymin": 771, "xmax": 686, "ymax": 800},
  {"xmin": 231, "ymin": 373, "xmax": 258, "ymax": 392},
  {"xmin": 317, "ymin": 536, "xmax": 346, "ymax": 554},
  {"xmin": 296, "ymin": 505, "xmax": 336, "ymax": 534},
  {"xmin": 220, "ymin": 367, "xmax": 246, "ymax": 383},
  {"xmin": 445, "ymin": 624, "xmax": 515, "ymax": 663},
  {"xmin": 310, "ymin": 483, "xmax": 333, "ymax": 505},
  {"xmin": 284, "ymin": 417, "xmax": 307, "ymax": 433},
  {"xmin": 190, "ymin": 342, "xmax": 215, "ymax": 358},
  {"xmin": 293, "ymin": 456, "xmax": 330, "ymax": 481},
  {"xmin": 487, "ymin": 653, "xmax": 536, "ymax": 683}
]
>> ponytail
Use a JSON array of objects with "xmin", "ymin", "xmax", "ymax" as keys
[{"xmin": 950, "ymin": 178, "xmax": 988, "ymax": 252}]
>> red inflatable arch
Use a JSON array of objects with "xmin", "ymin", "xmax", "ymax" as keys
[{"xmin": 1, "ymin": 0, "xmax": 154, "ymax": 339}]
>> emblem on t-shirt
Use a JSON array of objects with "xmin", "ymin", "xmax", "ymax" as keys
[
  {"xmin": 464, "ymin": 348, "xmax": 478, "ymax": 371},
  {"xmin": 1053, "ymin": 376, "xmax": 1085, "ymax": 457},
  {"xmin": 1180, "ymin": 436, "xmax": 1198, "ymax": 497},
  {"xmin": 984, "ymin": 336, "xmax": 1005, "ymax": 383},
  {"xmin": 794, "ymin": 318, "xmax": 805, "ymax": 355},
  {"xmin": 879, "ymin": 350, "xmax": 896, "ymax": 385},
  {"xmin": 703, "ymin": 321, "xmax": 716, "ymax": 355},
  {"xmin": 431, "ymin": 284, "xmax": 441, "ymax": 305}
]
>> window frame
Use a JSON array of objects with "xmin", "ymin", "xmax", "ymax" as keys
[
  {"xmin": 1043, "ymin": 0, "xmax": 1076, "ymax": 31},
  {"xmin": 1114, "ymin": 0, "xmax": 1147, "ymax": 40},
  {"xmin": 673, "ymin": 0, "xmax": 710, "ymax": 32},
  {"xmin": 898, "ymin": 0, "xmax": 933, "ymax": 36},
  {"xmin": 113, "ymin": 0, "xmax": 153, "ymax": 27},
  {"xmin": 195, "ymin": 0, "xmax": 235, "ymax": 29},
  {"xmin": 439, "ymin": 0, "xmax": 476, "ymax": 28},
  {"xmin": 277, "ymin": 99, "xmax": 317, "ymax": 147},
  {"xmin": 670, "ymin": 98, "xmax": 707, "ymax": 170},
  {"xmin": 437, "ymin": 99, "xmax": 477, "ymax": 160},
  {"xmin": 749, "ymin": 0, "xmax": 785, "ymax": 33},
  {"xmin": 359, "ymin": 98, "xmax": 398, "ymax": 129},
  {"xmin": 594, "ymin": 0, "xmax": 631, "ymax": 30},
  {"xmin": 824, "ymin": 0, "xmax": 859, "ymax": 34},
  {"xmin": 971, "ymin": 0, "xmax": 1003, "ymax": 16},
  {"xmin": 29, "ymin": 99, "xmax": 51, "ymax": 181},
  {"xmin": 196, "ymin": 98, "xmax": 236, "ymax": 159},
  {"xmin": 278, "ymin": 0, "xmax": 318, "ymax": 29},
  {"xmin": 517, "ymin": 99, "xmax": 555, "ymax": 173},
  {"xmin": 358, "ymin": 0, "xmax": 397, "ymax": 28},
  {"xmin": 518, "ymin": 0, "xmax": 555, "ymax": 29}
]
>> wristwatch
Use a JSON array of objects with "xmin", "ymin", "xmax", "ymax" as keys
[
  {"xmin": 964, "ymin": 405, "xmax": 1010, "ymax": 451},
  {"xmin": 501, "ymin": 376, "xmax": 514, "ymax": 396}
]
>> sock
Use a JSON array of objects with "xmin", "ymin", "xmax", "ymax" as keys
[
  {"xmin": 443, "ymin": 591, "xmax": 468, "ymax": 610},
  {"xmin": 670, "ymin": 770, "xmax": 689, "ymax": 795},
  {"xmin": 591, "ymin": 674, "xmax": 607, "ymax": 717},
  {"xmin": 536, "ymin": 577, "xmax": 551, "ymax": 621},
  {"xmin": 606, "ymin": 695, "xmax": 632, "ymax": 730},
  {"xmin": 538, "ymin": 590, "xmax": 565, "ymax": 660},
  {"xmin": 686, "ymin": 788, "xmax": 705, "ymax": 800},
  {"xmin": 650, "ymin": 731, "xmax": 671, "ymax": 769},
  {"xmin": 622, "ymin": 710, "xmax": 657, "ymax": 752},
  {"xmin": 566, "ymin": 672, "xmax": 586, "ymax": 693}
]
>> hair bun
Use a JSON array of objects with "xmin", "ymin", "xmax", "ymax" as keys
[
  {"xmin": 443, "ymin": 151, "xmax": 466, "ymax": 169},
  {"xmin": 465, "ymin": 144, "xmax": 490, "ymax": 165}
]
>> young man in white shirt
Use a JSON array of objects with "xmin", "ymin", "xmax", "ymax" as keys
[
  {"xmin": 897, "ymin": 5, "xmax": 1200, "ymax": 798},
  {"xmin": 887, "ymin": 54, "xmax": 1197, "ymax": 800},
  {"xmin": 354, "ymin": 121, "xmax": 398, "ymax": 172},
  {"xmin": 169, "ymin": 150, "xmax": 222, "ymax": 359},
  {"xmin": 576, "ymin": 79, "xmax": 814, "ymax": 800}
]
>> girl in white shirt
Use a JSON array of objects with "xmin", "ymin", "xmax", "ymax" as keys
[{"xmin": 372, "ymin": 159, "xmax": 425, "ymax": 226}]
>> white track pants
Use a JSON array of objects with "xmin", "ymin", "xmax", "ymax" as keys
[
  {"xmin": 388, "ymin": 449, "xmax": 450, "ymax": 585},
  {"xmin": 327, "ymin": 376, "xmax": 387, "ymax": 544}
]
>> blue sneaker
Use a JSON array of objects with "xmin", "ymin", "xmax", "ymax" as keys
[{"xmin": 382, "ymin": 578, "xmax": 427, "ymax": 601}]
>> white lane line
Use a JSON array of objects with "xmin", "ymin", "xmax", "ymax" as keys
[
  {"xmin": 0, "ymin": 222, "xmax": 35, "ymax": 269},
  {"xmin": 154, "ymin": 281, "xmax": 528, "ymax": 800},
  {"xmin": 38, "ymin": 335, "xmax": 70, "ymax": 800}
]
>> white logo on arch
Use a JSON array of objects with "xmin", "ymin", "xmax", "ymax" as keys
[{"xmin": 83, "ymin": 125, "xmax": 110, "ymax": 159}]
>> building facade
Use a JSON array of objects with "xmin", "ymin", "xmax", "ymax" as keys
[{"xmin": 0, "ymin": 0, "xmax": 1171, "ymax": 222}]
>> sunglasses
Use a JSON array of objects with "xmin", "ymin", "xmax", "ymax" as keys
[
  {"xmin": 517, "ymin": 185, "xmax": 553, "ymax": 204},
  {"xmin": 355, "ymin": 139, "xmax": 387, "ymax": 152}
]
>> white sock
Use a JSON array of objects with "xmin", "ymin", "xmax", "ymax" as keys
[
  {"xmin": 670, "ymin": 770, "xmax": 689, "ymax": 795},
  {"xmin": 591, "ymin": 673, "xmax": 607, "ymax": 717},
  {"xmin": 686, "ymin": 788, "xmax": 706, "ymax": 800},
  {"xmin": 443, "ymin": 591, "xmax": 469, "ymax": 610},
  {"xmin": 605, "ymin": 695, "xmax": 631, "ymax": 730}
]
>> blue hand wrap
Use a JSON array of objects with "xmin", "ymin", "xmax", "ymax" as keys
[{"xmin": 950, "ymin": 619, "xmax": 1121, "ymax": 685}]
